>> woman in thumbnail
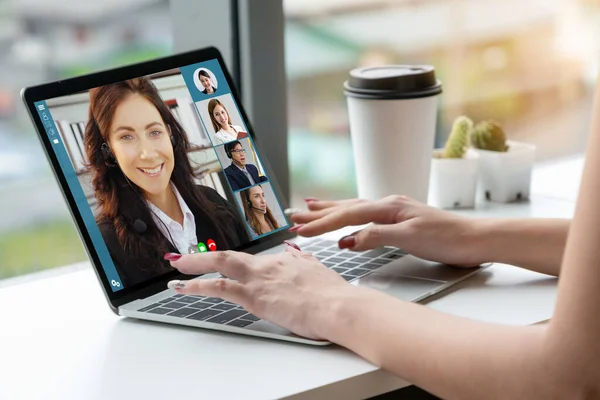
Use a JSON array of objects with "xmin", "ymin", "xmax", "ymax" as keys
[
  {"xmin": 198, "ymin": 69, "xmax": 217, "ymax": 95},
  {"xmin": 207, "ymin": 99, "xmax": 247, "ymax": 145},
  {"xmin": 240, "ymin": 185, "xmax": 280, "ymax": 238},
  {"xmin": 84, "ymin": 76, "xmax": 250, "ymax": 287}
]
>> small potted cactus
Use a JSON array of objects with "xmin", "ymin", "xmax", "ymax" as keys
[
  {"xmin": 470, "ymin": 120, "xmax": 536, "ymax": 203},
  {"xmin": 428, "ymin": 115, "xmax": 480, "ymax": 209}
]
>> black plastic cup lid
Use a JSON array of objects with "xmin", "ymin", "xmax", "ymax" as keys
[{"xmin": 344, "ymin": 65, "xmax": 442, "ymax": 100}]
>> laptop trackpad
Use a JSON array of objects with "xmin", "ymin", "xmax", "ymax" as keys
[{"xmin": 354, "ymin": 273, "xmax": 444, "ymax": 302}]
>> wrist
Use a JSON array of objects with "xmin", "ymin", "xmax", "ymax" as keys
[
  {"xmin": 472, "ymin": 218, "xmax": 568, "ymax": 275},
  {"xmin": 470, "ymin": 218, "xmax": 531, "ymax": 265},
  {"xmin": 469, "ymin": 218, "xmax": 502, "ymax": 264},
  {"xmin": 314, "ymin": 284, "xmax": 367, "ymax": 341}
]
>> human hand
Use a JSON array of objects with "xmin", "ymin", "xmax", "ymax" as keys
[
  {"xmin": 165, "ymin": 244, "xmax": 353, "ymax": 340},
  {"xmin": 289, "ymin": 195, "xmax": 483, "ymax": 268}
]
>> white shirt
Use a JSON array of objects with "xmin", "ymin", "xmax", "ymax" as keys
[
  {"xmin": 146, "ymin": 183, "xmax": 198, "ymax": 254},
  {"xmin": 213, "ymin": 125, "xmax": 244, "ymax": 145}
]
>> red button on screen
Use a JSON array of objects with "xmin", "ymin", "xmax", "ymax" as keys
[{"xmin": 207, "ymin": 239, "xmax": 217, "ymax": 251}]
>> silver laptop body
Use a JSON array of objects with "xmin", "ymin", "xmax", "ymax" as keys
[{"xmin": 120, "ymin": 238, "xmax": 490, "ymax": 346}]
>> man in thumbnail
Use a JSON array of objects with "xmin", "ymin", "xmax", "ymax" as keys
[{"xmin": 223, "ymin": 140, "xmax": 267, "ymax": 191}]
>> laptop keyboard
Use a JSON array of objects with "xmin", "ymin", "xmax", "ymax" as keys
[
  {"xmin": 136, "ymin": 239, "xmax": 407, "ymax": 326},
  {"xmin": 137, "ymin": 295, "xmax": 259, "ymax": 328},
  {"xmin": 303, "ymin": 239, "xmax": 406, "ymax": 282}
]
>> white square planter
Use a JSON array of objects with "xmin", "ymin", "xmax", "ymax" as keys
[
  {"xmin": 473, "ymin": 140, "xmax": 536, "ymax": 203},
  {"xmin": 428, "ymin": 148, "xmax": 479, "ymax": 209}
]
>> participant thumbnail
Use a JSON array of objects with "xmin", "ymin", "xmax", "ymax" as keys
[
  {"xmin": 235, "ymin": 182, "xmax": 288, "ymax": 239},
  {"xmin": 195, "ymin": 94, "xmax": 248, "ymax": 145},
  {"xmin": 192, "ymin": 67, "xmax": 219, "ymax": 95},
  {"xmin": 214, "ymin": 137, "xmax": 268, "ymax": 191}
]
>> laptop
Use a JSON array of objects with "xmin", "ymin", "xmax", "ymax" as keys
[{"xmin": 21, "ymin": 46, "xmax": 490, "ymax": 346}]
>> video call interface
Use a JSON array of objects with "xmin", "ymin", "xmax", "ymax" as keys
[{"xmin": 34, "ymin": 58, "xmax": 289, "ymax": 292}]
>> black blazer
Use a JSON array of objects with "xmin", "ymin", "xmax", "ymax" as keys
[
  {"xmin": 224, "ymin": 163, "xmax": 268, "ymax": 191},
  {"xmin": 201, "ymin": 86, "xmax": 217, "ymax": 95},
  {"xmin": 98, "ymin": 185, "xmax": 250, "ymax": 288}
]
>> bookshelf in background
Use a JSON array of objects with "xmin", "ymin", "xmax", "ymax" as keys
[
  {"xmin": 165, "ymin": 97, "xmax": 211, "ymax": 148},
  {"xmin": 55, "ymin": 119, "xmax": 89, "ymax": 174}
]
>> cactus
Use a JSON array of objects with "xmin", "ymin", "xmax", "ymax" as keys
[
  {"xmin": 442, "ymin": 115, "xmax": 473, "ymax": 158},
  {"xmin": 470, "ymin": 120, "xmax": 509, "ymax": 152}
]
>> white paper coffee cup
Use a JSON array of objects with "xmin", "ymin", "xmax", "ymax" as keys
[{"xmin": 344, "ymin": 65, "xmax": 442, "ymax": 202}]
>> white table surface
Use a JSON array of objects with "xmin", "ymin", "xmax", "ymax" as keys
[{"xmin": 0, "ymin": 153, "xmax": 584, "ymax": 400}]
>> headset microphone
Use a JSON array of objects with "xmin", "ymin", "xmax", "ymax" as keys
[
  {"xmin": 247, "ymin": 198, "xmax": 266, "ymax": 213},
  {"xmin": 133, "ymin": 219, "xmax": 148, "ymax": 233},
  {"xmin": 124, "ymin": 177, "xmax": 178, "ymax": 251},
  {"xmin": 101, "ymin": 143, "xmax": 118, "ymax": 167}
]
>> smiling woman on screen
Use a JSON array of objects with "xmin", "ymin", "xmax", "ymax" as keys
[{"xmin": 83, "ymin": 77, "xmax": 249, "ymax": 287}]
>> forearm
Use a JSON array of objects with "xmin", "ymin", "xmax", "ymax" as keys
[
  {"xmin": 473, "ymin": 218, "xmax": 570, "ymax": 276},
  {"xmin": 322, "ymin": 287, "xmax": 559, "ymax": 400}
]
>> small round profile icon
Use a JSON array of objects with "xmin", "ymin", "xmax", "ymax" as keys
[{"xmin": 193, "ymin": 68, "xmax": 218, "ymax": 95}]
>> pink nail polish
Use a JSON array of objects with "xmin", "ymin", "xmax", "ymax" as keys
[
  {"xmin": 338, "ymin": 235, "xmax": 356, "ymax": 249},
  {"xmin": 289, "ymin": 224, "xmax": 305, "ymax": 232},
  {"xmin": 284, "ymin": 240, "xmax": 301, "ymax": 251},
  {"xmin": 164, "ymin": 253, "xmax": 182, "ymax": 262},
  {"xmin": 304, "ymin": 197, "xmax": 319, "ymax": 203}
]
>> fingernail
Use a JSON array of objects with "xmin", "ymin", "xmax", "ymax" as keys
[
  {"xmin": 284, "ymin": 240, "xmax": 301, "ymax": 251},
  {"xmin": 288, "ymin": 224, "xmax": 305, "ymax": 232},
  {"xmin": 284, "ymin": 208, "xmax": 303, "ymax": 216},
  {"xmin": 164, "ymin": 253, "xmax": 182, "ymax": 262},
  {"xmin": 167, "ymin": 280, "xmax": 186, "ymax": 289},
  {"xmin": 304, "ymin": 197, "xmax": 319, "ymax": 202},
  {"xmin": 338, "ymin": 235, "xmax": 356, "ymax": 249}
]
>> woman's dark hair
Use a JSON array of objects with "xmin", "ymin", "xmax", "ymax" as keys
[
  {"xmin": 198, "ymin": 69, "xmax": 211, "ymax": 81},
  {"xmin": 224, "ymin": 140, "xmax": 242, "ymax": 158},
  {"xmin": 84, "ymin": 76, "xmax": 239, "ymax": 276},
  {"xmin": 240, "ymin": 185, "xmax": 279, "ymax": 236},
  {"xmin": 207, "ymin": 98, "xmax": 232, "ymax": 133}
]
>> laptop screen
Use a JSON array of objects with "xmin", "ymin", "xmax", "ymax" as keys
[{"xmin": 31, "ymin": 58, "xmax": 289, "ymax": 292}]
